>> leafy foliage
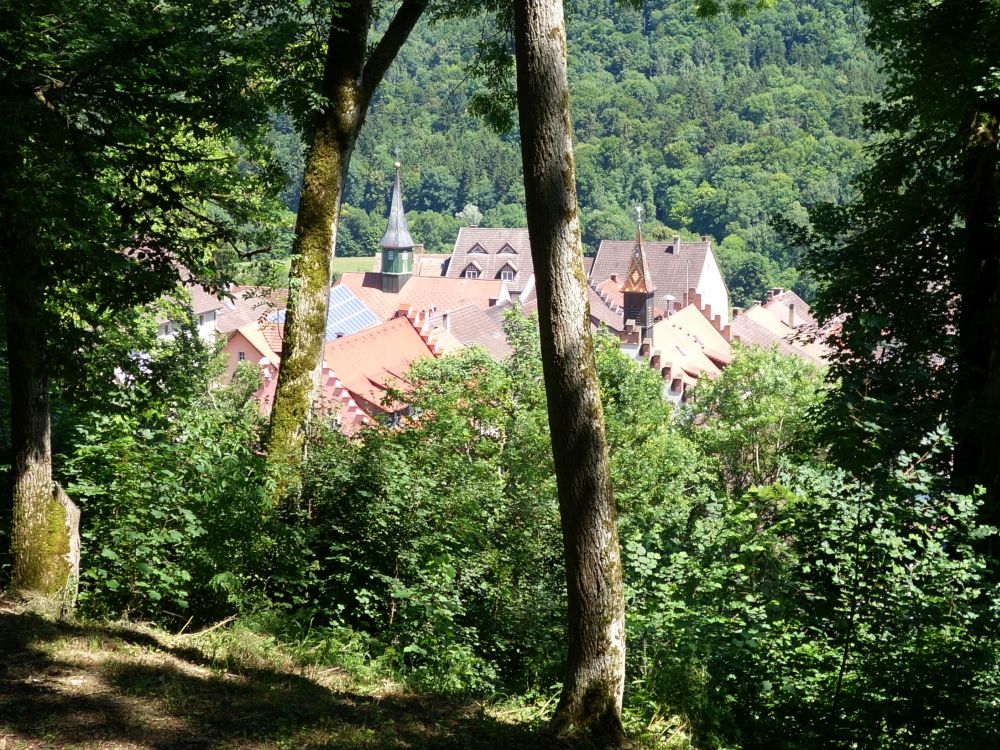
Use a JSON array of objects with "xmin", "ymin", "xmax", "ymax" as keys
[{"xmin": 58, "ymin": 310, "xmax": 306, "ymax": 623}]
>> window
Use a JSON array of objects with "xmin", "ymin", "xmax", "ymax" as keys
[
  {"xmin": 499, "ymin": 265, "xmax": 515, "ymax": 282},
  {"xmin": 468, "ymin": 242, "xmax": 487, "ymax": 254},
  {"xmin": 498, "ymin": 243, "xmax": 517, "ymax": 254},
  {"xmin": 387, "ymin": 250, "xmax": 395, "ymax": 261},
  {"xmin": 238, "ymin": 351, "xmax": 246, "ymax": 361},
  {"xmin": 463, "ymin": 264, "xmax": 481, "ymax": 279}
]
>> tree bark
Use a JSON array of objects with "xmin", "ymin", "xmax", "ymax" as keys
[
  {"xmin": 3, "ymin": 229, "xmax": 79, "ymax": 604},
  {"xmin": 953, "ymin": 101, "xmax": 1000, "ymax": 566},
  {"xmin": 265, "ymin": 0, "xmax": 426, "ymax": 489},
  {"xmin": 513, "ymin": 0, "xmax": 627, "ymax": 744}
]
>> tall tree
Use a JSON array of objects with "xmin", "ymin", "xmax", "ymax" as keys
[
  {"xmin": 0, "ymin": 0, "xmax": 287, "ymax": 598},
  {"xmin": 513, "ymin": 0, "xmax": 627, "ymax": 743},
  {"xmin": 264, "ymin": 0, "xmax": 426, "ymax": 483},
  {"xmin": 804, "ymin": 0, "xmax": 1000, "ymax": 560}
]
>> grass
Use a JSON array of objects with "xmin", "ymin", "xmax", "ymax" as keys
[{"xmin": 0, "ymin": 599, "xmax": 691, "ymax": 750}]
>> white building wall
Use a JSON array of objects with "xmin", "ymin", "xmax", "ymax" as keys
[{"xmin": 695, "ymin": 246, "xmax": 731, "ymax": 325}]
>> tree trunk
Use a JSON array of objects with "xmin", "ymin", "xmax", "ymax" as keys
[
  {"xmin": 3, "ymin": 231, "xmax": 79, "ymax": 604},
  {"xmin": 265, "ymin": 0, "xmax": 426, "ymax": 491},
  {"xmin": 513, "ymin": 0, "xmax": 627, "ymax": 744},
  {"xmin": 953, "ymin": 102, "xmax": 1000, "ymax": 566}
]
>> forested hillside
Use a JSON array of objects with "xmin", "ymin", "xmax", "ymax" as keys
[{"xmin": 312, "ymin": 0, "xmax": 880, "ymax": 302}]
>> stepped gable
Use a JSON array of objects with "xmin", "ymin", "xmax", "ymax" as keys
[
  {"xmin": 321, "ymin": 315, "xmax": 445, "ymax": 418},
  {"xmin": 337, "ymin": 272, "xmax": 508, "ymax": 321},
  {"xmin": 445, "ymin": 227, "xmax": 534, "ymax": 296},
  {"xmin": 427, "ymin": 303, "xmax": 513, "ymax": 361},
  {"xmin": 658, "ymin": 304, "xmax": 733, "ymax": 368},
  {"xmin": 588, "ymin": 285, "xmax": 625, "ymax": 332}
]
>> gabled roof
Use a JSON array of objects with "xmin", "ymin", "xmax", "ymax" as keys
[
  {"xmin": 730, "ymin": 304, "xmax": 826, "ymax": 365},
  {"xmin": 657, "ymin": 305, "xmax": 733, "ymax": 368},
  {"xmin": 762, "ymin": 288, "xmax": 818, "ymax": 329},
  {"xmin": 446, "ymin": 227, "xmax": 535, "ymax": 294},
  {"xmin": 322, "ymin": 316, "xmax": 439, "ymax": 415},
  {"xmin": 428, "ymin": 303, "xmax": 513, "ymax": 361},
  {"xmin": 183, "ymin": 284, "xmax": 280, "ymax": 334},
  {"xmin": 337, "ymin": 272, "xmax": 508, "ymax": 321},
  {"xmin": 590, "ymin": 238, "xmax": 711, "ymax": 302}
]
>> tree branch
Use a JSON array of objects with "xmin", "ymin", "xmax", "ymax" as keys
[{"xmin": 360, "ymin": 0, "xmax": 426, "ymax": 104}]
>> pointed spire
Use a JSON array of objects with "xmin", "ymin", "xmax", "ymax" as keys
[
  {"xmin": 380, "ymin": 161, "xmax": 415, "ymax": 250},
  {"xmin": 622, "ymin": 206, "xmax": 655, "ymax": 294}
]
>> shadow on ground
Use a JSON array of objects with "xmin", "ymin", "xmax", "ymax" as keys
[{"xmin": 0, "ymin": 605, "xmax": 574, "ymax": 750}]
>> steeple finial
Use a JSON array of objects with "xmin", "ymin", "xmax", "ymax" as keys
[{"xmin": 380, "ymin": 162, "xmax": 415, "ymax": 250}]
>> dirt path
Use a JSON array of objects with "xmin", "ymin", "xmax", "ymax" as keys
[{"xmin": 0, "ymin": 601, "xmax": 568, "ymax": 750}]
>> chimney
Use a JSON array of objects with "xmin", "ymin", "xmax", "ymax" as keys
[
  {"xmin": 701, "ymin": 234, "xmax": 709, "ymax": 242},
  {"xmin": 732, "ymin": 306, "xmax": 742, "ymax": 318},
  {"xmin": 787, "ymin": 303, "xmax": 795, "ymax": 327},
  {"xmin": 672, "ymin": 235, "xmax": 681, "ymax": 254},
  {"xmin": 639, "ymin": 339, "xmax": 652, "ymax": 357},
  {"xmin": 650, "ymin": 352, "xmax": 661, "ymax": 370},
  {"xmin": 443, "ymin": 309, "xmax": 452, "ymax": 332}
]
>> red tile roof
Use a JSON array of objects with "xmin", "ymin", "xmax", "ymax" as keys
[
  {"xmin": 321, "ymin": 316, "xmax": 439, "ymax": 415},
  {"xmin": 337, "ymin": 272, "xmax": 508, "ymax": 321}
]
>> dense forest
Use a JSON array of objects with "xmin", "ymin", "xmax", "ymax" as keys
[
  {"xmin": 2, "ymin": 0, "xmax": 999, "ymax": 748},
  {"xmin": 309, "ymin": 0, "xmax": 881, "ymax": 305}
]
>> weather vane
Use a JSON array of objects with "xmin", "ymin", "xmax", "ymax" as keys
[{"xmin": 635, "ymin": 204, "xmax": 643, "ymax": 226}]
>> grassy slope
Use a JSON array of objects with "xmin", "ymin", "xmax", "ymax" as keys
[{"xmin": 0, "ymin": 601, "xmax": 690, "ymax": 749}]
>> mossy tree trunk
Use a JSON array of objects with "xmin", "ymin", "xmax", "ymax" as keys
[
  {"xmin": 513, "ymin": 0, "xmax": 627, "ymax": 744},
  {"xmin": 3, "ymin": 227, "xmax": 79, "ymax": 602},
  {"xmin": 265, "ymin": 0, "xmax": 426, "ymax": 491},
  {"xmin": 953, "ymin": 102, "xmax": 1000, "ymax": 566}
]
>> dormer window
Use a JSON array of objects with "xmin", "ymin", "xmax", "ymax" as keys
[
  {"xmin": 498, "ymin": 243, "xmax": 518, "ymax": 255},
  {"xmin": 498, "ymin": 263, "xmax": 517, "ymax": 282},
  {"xmin": 463, "ymin": 264, "xmax": 481, "ymax": 279},
  {"xmin": 468, "ymin": 242, "xmax": 487, "ymax": 254}
]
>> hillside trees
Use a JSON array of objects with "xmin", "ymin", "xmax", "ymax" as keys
[
  {"xmin": 264, "ymin": 0, "xmax": 428, "ymax": 481},
  {"xmin": 804, "ymin": 0, "xmax": 1000, "ymax": 561},
  {"xmin": 0, "ymin": 0, "xmax": 289, "ymax": 598},
  {"xmin": 514, "ymin": 0, "xmax": 627, "ymax": 741}
]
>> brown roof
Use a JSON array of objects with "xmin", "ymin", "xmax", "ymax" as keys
[
  {"xmin": 590, "ymin": 239, "xmax": 711, "ymax": 304},
  {"xmin": 445, "ymin": 227, "xmax": 534, "ymax": 295},
  {"xmin": 337, "ymin": 272, "xmax": 508, "ymax": 321},
  {"xmin": 184, "ymin": 284, "xmax": 279, "ymax": 334},
  {"xmin": 730, "ymin": 304, "xmax": 826, "ymax": 365},
  {"xmin": 428, "ymin": 303, "xmax": 513, "ymax": 361},
  {"xmin": 762, "ymin": 288, "xmax": 817, "ymax": 329},
  {"xmin": 588, "ymin": 286, "xmax": 625, "ymax": 332}
]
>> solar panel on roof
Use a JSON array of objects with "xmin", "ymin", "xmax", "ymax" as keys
[{"xmin": 325, "ymin": 286, "xmax": 378, "ymax": 339}]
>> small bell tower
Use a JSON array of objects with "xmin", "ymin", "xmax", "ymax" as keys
[
  {"xmin": 622, "ymin": 205, "xmax": 656, "ymax": 336},
  {"xmin": 379, "ymin": 161, "xmax": 415, "ymax": 294}
]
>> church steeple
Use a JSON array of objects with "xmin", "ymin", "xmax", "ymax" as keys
[
  {"xmin": 622, "ymin": 206, "xmax": 656, "ymax": 334},
  {"xmin": 380, "ymin": 162, "xmax": 414, "ymax": 293}
]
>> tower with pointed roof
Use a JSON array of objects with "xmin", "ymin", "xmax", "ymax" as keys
[
  {"xmin": 622, "ymin": 208, "xmax": 656, "ymax": 336},
  {"xmin": 379, "ymin": 162, "xmax": 415, "ymax": 294}
]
